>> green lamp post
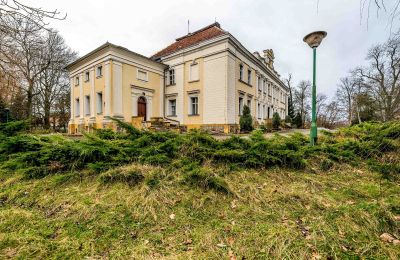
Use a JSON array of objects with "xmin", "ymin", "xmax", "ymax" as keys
[{"xmin": 303, "ymin": 31, "xmax": 327, "ymax": 146}]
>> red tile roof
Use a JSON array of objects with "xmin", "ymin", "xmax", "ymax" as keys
[{"xmin": 151, "ymin": 22, "xmax": 227, "ymax": 60}]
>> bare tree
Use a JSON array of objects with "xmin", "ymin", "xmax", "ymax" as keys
[
  {"xmin": 36, "ymin": 30, "xmax": 76, "ymax": 129},
  {"xmin": 0, "ymin": 0, "xmax": 66, "ymax": 33},
  {"xmin": 294, "ymin": 80, "xmax": 311, "ymax": 128},
  {"xmin": 316, "ymin": 93, "xmax": 328, "ymax": 120},
  {"xmin": 0, "ymin": 14, "xmax": 51, "ymax": 121},
  {"xmin": 336, "ymin": 76, "xmax": 361, "ymax": 124},
  {"xmin": 318, "ymin": 100, "xmax": 341, "ymax": 129},
  {"xmin": 354, "ymin": 32, "xmax": 400, "ymax": 121},
  {"xmin": 284, "ymin": 73, "xmax": 295, "ymax": 120}
]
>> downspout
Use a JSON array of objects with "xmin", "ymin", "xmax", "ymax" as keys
[{"xmin": 162, "ymin": 66, "xmax": 180, "ymax": 127}]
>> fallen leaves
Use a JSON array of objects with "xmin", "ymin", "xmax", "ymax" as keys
[
  {"xmin": 380, "ymin": 233, "xmax": 400, "ymax": 245},
  {"xmin": 169, "ymin": 213, "xmax": 175, "ymax": 220},
  {"xmin": 216, "ymin": 242, "xmax": 227, "ymax": 248}
]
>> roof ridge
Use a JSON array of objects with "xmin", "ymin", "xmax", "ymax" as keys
[{"xmin": 175, "ymin": 22, "xmax": 221, "ymax": 41}]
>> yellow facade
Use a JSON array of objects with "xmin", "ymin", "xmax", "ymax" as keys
[
  {"xmin": 67, "ymin": 36, "xmax": 288, "ymax": 134},
  {"xmin": 67, "ymin": 43, "xmax": 166, "ymax": 134}
]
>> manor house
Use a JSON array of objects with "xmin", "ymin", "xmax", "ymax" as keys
[{"xmin": 66, "ymin": 23, "xmax": 288, "ymax": 133}]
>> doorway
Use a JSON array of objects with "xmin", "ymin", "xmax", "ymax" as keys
[{"xmin": 138, "ymin": 96, "xmax": 147, "ymax": 121}]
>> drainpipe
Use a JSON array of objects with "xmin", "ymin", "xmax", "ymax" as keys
[{"xmin": 162, "ymin": 66, "xmax": 180, "ymax": 127}]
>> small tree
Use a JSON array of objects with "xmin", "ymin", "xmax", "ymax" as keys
[
  {"xmin": 293, "ymin": 112, "xmax": 302, "ymax": 128},
  {"xmin": 239, "ymin": 105, "xmax": 253, "ymax": 132},
  {"xmin": 272, "ymin": 112, "xmax": 281, "ymax": 129}
]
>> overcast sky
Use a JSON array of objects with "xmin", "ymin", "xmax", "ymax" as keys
[{"xmin": 27, "ymin": 0, "xmax": 400, "ymax": 98}]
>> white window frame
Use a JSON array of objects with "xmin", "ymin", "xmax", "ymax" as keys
[
  {"xmin": 168, "ymin": 69, "xmax": 175, "ymax": 85},
  {"xmin": 239, "ymin": 96, "xmax": 244, "ymax": 115},
  {"xmin": 263, "ymin": 104, "xmax": 266, "ymax": 119},
  {"xmin": 96, "ymin": 92, "xmax": 103, "ymax": 114},
  {"xmin": 247, "ymin": 99, "xmax": 251, "ymax": 112},
  {"xmin": 168, "ymin": 99, "xmax": 177, "ymax": 116},
  {"xmin": 75, "ymin": 98, "xmax": 80, "ymax": 117},
  {"xmin": 247, "ymin": 69, "xmax": 252, "ymax": 85},
  {"xmin": 257, "ymin": 102, "xmax": 261, "ymax": 119},
  {"xmin": 96, "ymin": 65, "xmax": 103, "ymax": 77},
  {"xmin": 239, "ymin": 64, "xmax": 244, "ymax": 81},
  {"xmin": 258, "ymin": 76, "xmax": 262, "ymax": 92},
  {"xmin": 75, "ymin": 76, "xmax": 79, "ymax": 86},
  {"xmin": 85, "ymin": 71, "xmax": 90, "ymax": 82},
  {"xmin": 137, "ymin": 68, "xmax": 148, "ymax": 82},
  {"xmin": 85, "ymin": 95, "xmax": 90, "ymax": 115},
  {"xmin": 189, "ymin": 95, "xmax": 199, "ymax": 115}
]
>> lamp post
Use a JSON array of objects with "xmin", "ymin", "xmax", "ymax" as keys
[
  {"xmin": 4, "ymin": 108, "xmax": 10, "ymax": 123},
  {"xmin": 303, "ymin": 31, "xmax": 327, "ymax": 146}
]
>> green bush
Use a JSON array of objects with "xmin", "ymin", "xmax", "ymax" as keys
[
  {"xmin": 293, "ymin": 112, "xmax": 302, "ymax": 128},
  {"xmin": 0, "ymin": 120, "xmax": 29, "ymax": 136},
  {"xmin": 0, "ymin": 117, "xmax": 398, "ymax": 187},
  {"xmin": 239, "ymin": 105, "xmax": 253, "ymax": 132},
  {"xmin": 272, "ymin": 112, "xmax": 281, "ymax": 129}
]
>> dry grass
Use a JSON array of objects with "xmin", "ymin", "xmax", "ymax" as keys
[{"xmin": 0, "ymin": 163, "xmax": 399, "ymax": 259}]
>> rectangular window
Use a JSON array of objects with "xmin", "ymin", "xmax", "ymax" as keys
[
  {"xmin": 75, "ymin": 76, "xmax": 79, "ymax": 86},
  {"xmin": 247, "ymin": 69, "xmax": 252, "ymax": 85},
  {"xmin": 169, "ymin": 99, "xmax": 176, "ymax": 116},
  {"xmin": 190, "ymin": 96, "xmax": 198, "ymax": 115},
  {"xmin": 190, "ymin": 63, "xmax": 199, "ymax": 81},
  {"xmin": 239, "ymin": 97, "xmax": 244, "ymax": 115},
  {"xmin": 257, "ymin": 103, "xmax": 261, "ymax": 119},
  {"xmin": 247, "ymin": 99, "xmax": 251, "ymax": 112},
  {"xmin": 85, "ymin": 95, "xmax": 90, "ymax": 115},
  {"xmin": 258, "ymin": 76, "xmax": 262, "ymax": 92},
  {"xmin": 85, "ymin": 71, "xmax": 90, "ymax": 82},
  {"xmin": 96, "ymin": 65, "xmax": 103, "ymax": 77},
  {"xmin": 263, "ymin": 80, "xmax": 267, "ymax": 93},
  {"xmin": 97, "ymin": 92, "xmax": 103, "ymax": 114},
  {"xmin": 75, "ymin": 98, "xmax": 80, "ymax": 116},
  {"xmin": 168, "ymin": 69, "xmax": 175, "ymax": 85},
  {"xmin": 239, "ymin": 64, "xmax": 244, "ymax": 81},
  {"xmin": 263, "ymin": 105, "xmax": 266, "ymax": 119},
  {"xmin": 137, "ymin": 69, "xmax": 148, "ymax": 81}
]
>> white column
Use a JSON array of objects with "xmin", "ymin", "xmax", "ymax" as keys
[
  {"xmin": 112, "ymin": 61, "xmax": 123, "ymax": 118},
  {"xmin": 79, "ymin": 73, "xmax": 84, "ymax": 124},
  {"xmin": 103, "ymin": 61, "xmax": 111, "ymax": 121},
  {"xmin": 146, "ymin": 96, "xmax": 153, "ymax": 120},
  {"xmin": 90, "ymin": 68, "xmax": 95, "ymax": 121},
  {"xmin": 132, "ymin": 93, "xmax": 139, "ymax": 116},
  {"xmin": 69, "ymin": 77, "xmax": 74, "ymax": 122}
]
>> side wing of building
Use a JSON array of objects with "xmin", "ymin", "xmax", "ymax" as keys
[{"xmin": 67, "ymin": 43, "xmax": 166, "ymax": 134}]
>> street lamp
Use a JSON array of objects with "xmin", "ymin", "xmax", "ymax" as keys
[
  {"xmin": 4, "ymin": 108, "xmax": 10, "ymax": 123},
  {"xmin": 303, "ymin": 31, "xmax": 327, "ymax": 146}
]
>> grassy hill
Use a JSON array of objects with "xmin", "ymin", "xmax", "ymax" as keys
[{"xmin": 0, "ymin": 121, "xmax": 399, "ymax": 259}]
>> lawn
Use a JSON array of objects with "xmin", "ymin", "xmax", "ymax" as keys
[{"xmin": 0, "ymin": 120, "xmax": 399, "ymax": 259}]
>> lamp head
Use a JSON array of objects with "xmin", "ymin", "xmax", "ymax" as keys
[{"xmin": 303, "ymin": 31, "xmax": 327, "ymax": 48}]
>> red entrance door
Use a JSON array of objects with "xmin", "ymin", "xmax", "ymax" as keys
[{"xmin": 138, "ymin": 97, "xmax": 147, "ymax": 121}]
